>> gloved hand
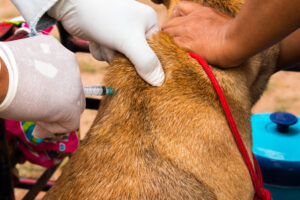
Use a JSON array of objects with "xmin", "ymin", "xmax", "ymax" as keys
[
  {"xmin": 0, "ymin": 35, "xmax": 85, "ymax": 138},
  {"xmin": 47, "ymin": 0, "xmax": 165, "ymax": 86}
]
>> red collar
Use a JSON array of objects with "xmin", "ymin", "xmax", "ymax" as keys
[{"xmin": 188, "ymin": 52, "xmax": 271, "ymax": 200}]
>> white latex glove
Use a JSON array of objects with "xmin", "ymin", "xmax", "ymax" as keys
[
  {"xmin": 48, "ymin": 0, "xmax": 165, "ymax": 86},
  {"xmin": 0, "ymin": 35, "xmax": 85, "ymax": 138}
]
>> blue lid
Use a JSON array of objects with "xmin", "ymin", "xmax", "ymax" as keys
[
  {"xmin": 251, "ymin": 112, "xmax": 300, "ymax": 186},
  {"xmin": 270, "ymin": 112, "xmax": 298, "ymax": 133}
]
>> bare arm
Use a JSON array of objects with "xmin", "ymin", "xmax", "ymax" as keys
[
  {"xmin": 163, "ymin": 0, "xmax": 300, "ymax": 68},
  {"xmin": 0, "ymin": 58, "xmax": 9, "ymax": 104},
  {"xmin": 277, "ymin": 28, "xmax": 300, "ymax": 70},
  {"xmin": 227, "ymin": 0, "xmax": 300, "ymax": 67}
]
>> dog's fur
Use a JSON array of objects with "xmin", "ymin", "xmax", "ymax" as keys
[{"xmin": 43, "ymin": 0, "xmax": 279, "ymax": 199}]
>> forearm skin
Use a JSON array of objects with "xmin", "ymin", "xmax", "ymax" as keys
[
  {"xmin": 277, "ymin": 28, "xmax": 300, "ymax": 70},
  {"xmin": 225, "ymin": 0, "xmax": 300, "ymax": 67},
  {"xmin": 0, "ymin": 57, "xmax": 9, "ymax": 104}
]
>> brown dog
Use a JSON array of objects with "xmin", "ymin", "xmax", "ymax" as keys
[{"xmin": 43, "ymin": 0, "xmax": 279, "ymax": 199}]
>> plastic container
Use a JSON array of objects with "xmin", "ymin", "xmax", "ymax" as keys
[{"xmin": 251, "ymin": 112, "xmax": 300, "ymax": 200}]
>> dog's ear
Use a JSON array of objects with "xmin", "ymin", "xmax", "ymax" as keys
[
  {"xmin": 151, "ymin": 0, "xmax": 164, "ymax": 4},
  {"xmin": 151, "ymin": 0, "xmax": 171, "ymax": 8},
  {"xmin": 151, "ymin": 0, "xmax": 179, "ymax": 15}
]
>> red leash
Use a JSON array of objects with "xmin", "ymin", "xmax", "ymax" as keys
[{"xmin": 188, "ymin": 52, "xmax": 271, "ymax": 200}]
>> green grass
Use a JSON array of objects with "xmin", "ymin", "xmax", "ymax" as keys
[
  {"xmin": 274, "ymin": 101, "xmax": 289, "ymax": 112},
  {"xmin": 264, "ymin": 81, "xmax": 275, "ymax": 93},
  {"xmin": 16, "ymin": 158, "xmax": 69, "ymax": 180},
  {"xmin": 274, "ymin": 97, "xmax": 298, "ymax": 112},
  {"xmin": 78, "ymin": 60, "xmax": 107, "ymax": 73},
  {"xmin": 79, "ymin": 61, "xmax": 97, "ymax": 73},
  {"xmin": 16, "ymin": 162, "xmax": 45, "ymax": 179}
]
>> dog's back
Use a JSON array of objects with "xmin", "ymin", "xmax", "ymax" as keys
[{"xmin": 43, "ymin": 0, "xmax": 279, "ymax": 199}]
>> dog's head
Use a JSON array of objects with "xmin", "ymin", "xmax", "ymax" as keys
[{"xmin": 151, "ymin": 0, "xmax": 243, "ymax": 17}]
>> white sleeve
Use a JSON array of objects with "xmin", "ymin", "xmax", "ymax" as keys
[{"xmin": 11, "ymin": 0, "xmax": 59, "ymax": 34}]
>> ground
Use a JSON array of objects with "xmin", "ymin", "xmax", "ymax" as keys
[{"xmin": 0, "ymin": 0, "xmax": 299, "ymax": 199}]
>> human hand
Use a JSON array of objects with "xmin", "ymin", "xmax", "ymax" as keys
[
  {"xmin": 0, "ymin": 35, "xmax": 85, "ymax": 138},
  {"xmin": 48, "ymin": 0, "xmax": 165, "ymax": 86},
  {"xmin": 162, "ymin": 1, "xmax": 240, "ymax": 67}
]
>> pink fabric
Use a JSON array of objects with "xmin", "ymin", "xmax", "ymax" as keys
[
  {"xmin": 23, "ymin": 23, "xmax": 53, "ymax": 35},
  {"xmin": 5, "ymin": 120, "xmax": 79, "ymax": 168}
]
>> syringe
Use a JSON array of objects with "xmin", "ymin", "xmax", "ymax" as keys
[{"xmin": 84, "ymin": 86, "xmax": 114, "ymax": 96}]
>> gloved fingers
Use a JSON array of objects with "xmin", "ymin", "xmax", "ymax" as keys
[
  {"xmin": 141, "ymin": 3, "xmax": 160, "ymax": 39},
  {"xmin": 33, "ymin": 120, "xmax": 80, "ymax": 138},
  {"xmin": 120, "ymin": 35, "xmax": 165, "ymax": 86},
  {"xmin": 145, "ymin": 23, "xmax": 160, "ymax": 39},
  {"xmin": 32, "ymin": 125, "xmax": 53, "ymax": 138},
  {"xmin": 89, "ymin": 42, "xmax": 115, "ymax": 64}
]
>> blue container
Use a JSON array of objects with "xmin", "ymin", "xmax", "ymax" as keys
[{"xmin": 251, "ymin": 112, "xmax": 300, "ymax": 200}]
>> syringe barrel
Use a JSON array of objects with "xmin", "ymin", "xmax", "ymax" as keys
[{"xmin": 84, "ymin": 86, "xmax": 106, "ymax": 96}]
